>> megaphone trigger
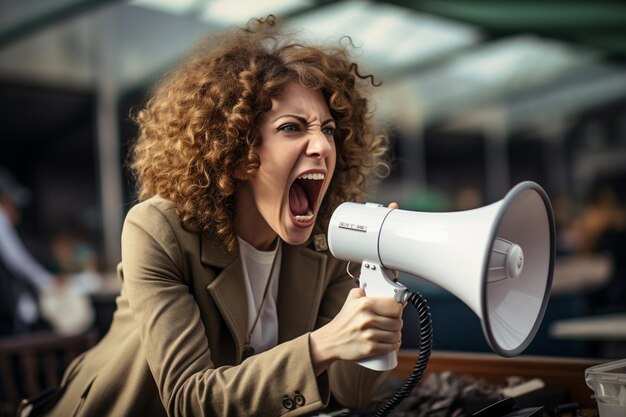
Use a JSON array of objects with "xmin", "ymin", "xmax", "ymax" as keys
[{"xmin": 359, "ymin": 261, "xmax": 409, "ymax": 303}]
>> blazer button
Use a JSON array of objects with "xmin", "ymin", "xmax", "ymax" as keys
[
  {"xmin": 282, "ymin": 395, "xmax": 295, "ymax": 410},
  {"xmin": 294, "ymin": 391, "xmax": 305, "ymax": 407}
]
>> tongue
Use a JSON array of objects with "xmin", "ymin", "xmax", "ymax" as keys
[{"xmin": 289, "ymin": 182, "xmax": 310, "ymax": 215}]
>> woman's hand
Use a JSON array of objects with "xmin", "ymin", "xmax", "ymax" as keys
[{"xmin": 309, "ymin": 287, "xmax": 404, "ymax": 375}]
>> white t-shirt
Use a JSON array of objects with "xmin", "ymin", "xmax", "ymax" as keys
[{"xmin": 237, "ymin": 237, "xmax": 281, "ymax": 354}]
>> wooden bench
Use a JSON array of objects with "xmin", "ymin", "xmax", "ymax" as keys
[{"xmin": 0, "ymin": 330, "xmax": 97, "ymax": 417}]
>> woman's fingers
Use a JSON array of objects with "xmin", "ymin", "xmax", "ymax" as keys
[
  {"xmin": 347, "ymin": 287, "xmax": 366, "ymax": 299},
  {"xmin": 366, "ymin": 328, "xmax": 403, "ymax": 344},
  {"xmin": 371, "ymin": 316, "xmax": 403, "ymax": 332},
  {"xmin": 364, "ymin": 296, "xmax": 403, "ymax": 318}
]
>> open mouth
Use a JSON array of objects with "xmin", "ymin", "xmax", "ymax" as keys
[{"xmin": 289, "ymin": 172, "xmax": 325, "ymax": 224}]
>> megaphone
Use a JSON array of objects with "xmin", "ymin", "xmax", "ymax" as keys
[{"xmin": 328, "ymin": 181, "xmax": 555, "ymax": 371}]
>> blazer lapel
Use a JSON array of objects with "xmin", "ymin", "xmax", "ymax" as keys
[
  {"xmin": 277, "ymin": 244, "xmax": 328, "ymax": 342},
  {"xmin": 201, "ymin": 234, "xmax": 329, "ymax": 358},
  {"xmin": 202, "ymin": 234, "xmax": 248, "ymax": 361}
]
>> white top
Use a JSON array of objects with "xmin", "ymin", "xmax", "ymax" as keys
[{"xmin": 237, "ymin": 237, "xmax": 281, "ymax": 354}]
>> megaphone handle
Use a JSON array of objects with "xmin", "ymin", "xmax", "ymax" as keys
[
  {"xmin": 357, "ymin": 352, "xmax": 398, "ymax": 371},
  {"xmin": 356, "ymin": 261, "xmax": 407, "ymax": 371}
]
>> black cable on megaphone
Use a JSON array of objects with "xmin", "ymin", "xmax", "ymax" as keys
[{"xmin": 373, "ymin": 290, "xmax": 432, "ymax": 417}]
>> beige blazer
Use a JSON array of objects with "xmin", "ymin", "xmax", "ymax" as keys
[{"xmin": 44, "ymin": 196, "xmax": 385, "ymax": 417}]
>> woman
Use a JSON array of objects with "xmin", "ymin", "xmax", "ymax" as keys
[{"xmin": 40, "ymin": 16, "xmax": 403, "ymax": 417}]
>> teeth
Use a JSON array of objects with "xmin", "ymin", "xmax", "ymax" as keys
[
  {"xmin": 297, "ymin": 173, "xmax": 325, "ymax": 180},
  {"xmin": 294, "ymin": 210, "xmax": 314, "ymax": 223}
]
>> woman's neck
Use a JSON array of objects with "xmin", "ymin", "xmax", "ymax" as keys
[{"xmin": 234, "ymin": 184, "xmax": 278, "ymax": 251}]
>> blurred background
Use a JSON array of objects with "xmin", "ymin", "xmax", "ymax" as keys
[{"xmin": 1, "ymin": 0, "xmax": 625, "ymax": 363}]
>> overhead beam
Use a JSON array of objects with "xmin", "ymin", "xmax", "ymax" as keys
[
  {"xmin": 381, "ymin": 0, "xmax": 626, "ymax": 61},
  {"xmin": 0, "ymin": 0, "xmax": 122, "ymax": 50},
  {"xmin": 283, "ymin": 0, "xmax": 342, "ymax": 19}
]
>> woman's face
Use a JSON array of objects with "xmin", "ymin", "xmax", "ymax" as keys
[{"xmin": 235, "ymin": 82, "xmax": 337, "ymax": 250}]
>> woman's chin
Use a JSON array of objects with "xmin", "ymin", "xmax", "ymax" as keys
[{"xmin": 280, "ymin": 213, "xmax": 316, "ymax": 245}]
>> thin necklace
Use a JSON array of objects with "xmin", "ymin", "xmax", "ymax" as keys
[{"xmin": 242, "ymin": 244, "xmax": 279, "ymax": 360}]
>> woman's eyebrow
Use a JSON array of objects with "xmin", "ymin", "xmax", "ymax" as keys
[
  {"xmin": 272, "ymin": 114, "xmax": 307, "ymax": 124},
  {"xmin": 272, "ymin": 114, "xmax": 334, "ymax": 125}
]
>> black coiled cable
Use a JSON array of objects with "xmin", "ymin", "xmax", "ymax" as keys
[{"xmin": 374, "ymin": 291, "xmax": 433, "ymax": 417}]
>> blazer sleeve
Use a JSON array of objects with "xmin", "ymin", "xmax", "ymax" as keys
[
  {"xmin": 316, "ymin": 259, "xmax": 389, "ymax": 409},
  {"xmin": 122, "ymin": 201, "xmax": 331, "ymax": 417}
]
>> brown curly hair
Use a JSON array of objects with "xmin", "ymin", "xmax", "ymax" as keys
[{"xmin": 131, "ymin": 16, "xmax": 389, "ymax": 251}]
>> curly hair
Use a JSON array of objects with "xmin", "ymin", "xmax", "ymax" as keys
[{"xmin": 131, "ymin": 16, "xmax": 389, "ymax": 251}]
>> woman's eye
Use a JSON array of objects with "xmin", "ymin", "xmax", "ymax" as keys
[
  {"xmin": 322, "ymin": 126, "xmax": 336, "ymax": 136},
  {"xmin": 279, "ymin": 124, "xmax": 299, "ymax": 132}
]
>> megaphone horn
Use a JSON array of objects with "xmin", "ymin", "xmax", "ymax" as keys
[{"xmin": 328, "ymin": 181, "xmax": 555, "ymax": 371}]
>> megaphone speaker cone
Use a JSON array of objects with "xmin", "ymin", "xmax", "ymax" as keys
[{"xmin": 482, "ymin": 182, "xmax": 555, "ymax": 356}]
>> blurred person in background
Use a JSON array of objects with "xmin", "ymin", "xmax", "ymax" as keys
[
  {"xmin": 0, "ymin": 166, "xmax": 56, "ymax": 335},
  {"xmin": 572, "ymin": 185, "xmax": 626, "ymax": 311},
  {"xmin": 570, "ymin": 186, "xmax": 625, "ymax": 256},
  {"xmin": 0, "ymin": 167, "xmax": 97, "ymax": 337},
  {"xmin": 48, "ymin": 222, "xmax": 102, "ymax": 293}
]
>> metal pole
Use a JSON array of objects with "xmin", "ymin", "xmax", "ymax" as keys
[
  {"xmin": 484, "ymin": 111, "xmax": 511, "ymax": 201},
  {"xmin": 94, "ymin": 10, "xmax": 123, "ymax": 270}
]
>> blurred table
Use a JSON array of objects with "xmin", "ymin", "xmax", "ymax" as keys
[{"xmin": 550, "ymin": 313, "xmax": 626, "ymax": 340}]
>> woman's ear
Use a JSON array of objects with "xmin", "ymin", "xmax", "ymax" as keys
[
  {"xmin": 233, "ymin": 162, "xmax": 249, "ymax": 181},
  {"xmin": 234, "ymin": 146, "xmax": 260, "ymax": 181}
]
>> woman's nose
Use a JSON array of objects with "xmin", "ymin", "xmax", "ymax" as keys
[{"xmin": 306, "ymin": 130, "xmax": 332, "ymax": 158}]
